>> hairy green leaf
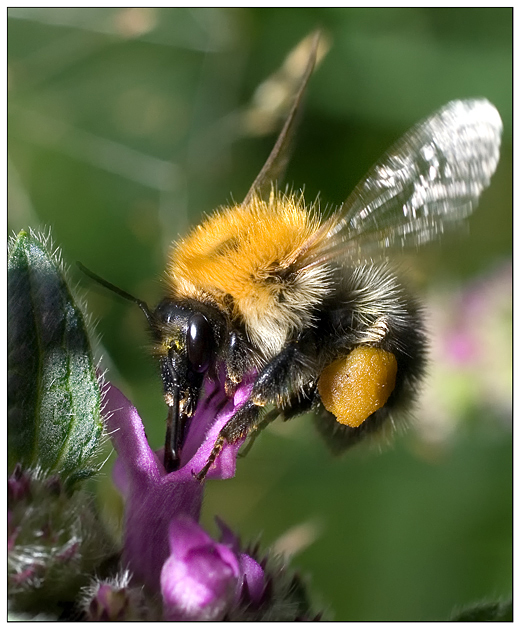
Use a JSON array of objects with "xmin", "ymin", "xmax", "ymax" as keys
[{"xmin": 8, "ymin": 230, "xmax": 103, "ymax": 479}]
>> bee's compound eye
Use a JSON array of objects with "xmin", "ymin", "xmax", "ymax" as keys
[{"xmin": 187, "ymin": 313, "xmax": 213, "ymax": 373}]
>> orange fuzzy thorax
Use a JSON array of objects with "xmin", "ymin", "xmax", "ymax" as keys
[{"xmin": 167, "ymin": 192, "xmax": 330, "ymax": 357}]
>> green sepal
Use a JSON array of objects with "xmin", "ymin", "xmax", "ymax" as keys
[{"xmin": 8, "ymin": 230, "xmax": 103, "ymax": 480}]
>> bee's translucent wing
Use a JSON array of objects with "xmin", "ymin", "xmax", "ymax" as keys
[
  {"xmin": 304, "ymin": 99, "xmax": 502, "ymax": 267},
  {"xmin": 243, "ymin": 32, "xmax": 320, "ymax": 205}
]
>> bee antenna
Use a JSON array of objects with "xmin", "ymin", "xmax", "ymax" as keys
[{"xmin": 77, "ymin": 261, "xmax": 154, "ymax": 327}]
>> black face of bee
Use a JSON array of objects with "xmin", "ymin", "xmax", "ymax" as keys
[
  {"xmin": 153, "ymin": 300, "xmax": 214, "ymax": 386},
  {"xmin": 151, "ymin": 299, "xmax": 225, "ymax": 471}
]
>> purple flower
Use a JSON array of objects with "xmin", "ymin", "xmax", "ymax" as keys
[
  {"xmin": 159, "ymin": 515, "xmax": 265, "ymax": 621},
  {"xmin": 103, "ymin": 371, "xmax": 265, "ymax": 620},
  {"xmin": 8, "ymin": 464, "xmax": 31, "ymax": 503},
  {"xmin": 84, "ymin": 571, "xmax": 146, "ymax": 621},
  {"xmin": 161, "ymin": 516, "xmax": 240, "ymax": 621},
  {"xmin": 88, "ymin": 582, "xmax": 130, "ymax": 621}
]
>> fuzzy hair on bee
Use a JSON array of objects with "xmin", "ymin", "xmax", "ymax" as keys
[
  {"xmin": 80, "ymin": 33, "xmax": 502, "ymax": 480},
  {"xmin": 167, "ymin": 192, "xmax": 331, "ymax": 360}
]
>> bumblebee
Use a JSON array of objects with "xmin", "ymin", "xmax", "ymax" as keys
[{"xmin": 82, "ymin": 37, "xmax": 502, "ymax": 480}]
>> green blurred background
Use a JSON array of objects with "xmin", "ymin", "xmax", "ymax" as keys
[{"xmin": 8, "ymin": 8, "xmax": 511, "ymax": 621}]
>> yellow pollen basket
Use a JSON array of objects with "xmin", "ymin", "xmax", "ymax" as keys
[{"xmin": 318, "ymin": 347, "xmax": 398, "ymax": 427}]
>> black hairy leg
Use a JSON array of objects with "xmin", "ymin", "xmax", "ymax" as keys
[
  {"xmin": 195, "ymin": 344, "xmax": 318, "ymax": 481},
  {"xmin": 251, "ymin": 342, "xmax": 318, "ymax": 408},
  {"xmin": 199, "ymin": 328, "xmax": 362, "ymax": 479},
  {"xmin": 240, "ymin": 380, "xmax": 318, "ymax": 459},
  {"xmin": 194, "ymin": 400, "xmax": 262, "ymax": 482},
  {"xmin": 224, "ymin": 328, "xmax": 253, "ymax": 390}
]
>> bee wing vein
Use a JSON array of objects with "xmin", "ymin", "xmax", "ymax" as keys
[{"xmin": 302, "ymin": 99, "xmax": 502, "ymax": 267}]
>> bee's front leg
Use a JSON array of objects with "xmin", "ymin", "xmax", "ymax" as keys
[
  {"xmin": 194, "ymin": 400, "xmax": 262, "ymax": 482},
  {"xmin": 223, "ymin": 329, "xmax": 255, "ymax": 395},
  {"xmin": 195, "ymin": 342, "xmax": 319, "ymax": 482},
  {"xmin": 251, "ymin": 341, "xmax": 319, "ymax": 409}
]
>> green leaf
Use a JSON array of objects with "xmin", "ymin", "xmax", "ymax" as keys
[
  {"xmin": 8, "ymin": 230, "xmax": 103, "ymax": 480},
  {"xmin": 451, "ymin": 599, "xmax": 512, "ymax": 622}
]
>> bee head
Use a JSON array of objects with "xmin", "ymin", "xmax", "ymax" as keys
[
  {"xmin": 76, "ymin": 263, "xmax": 225, "ymax": 472},
  {"xmin": 151, "ymin": 299, "xmax": 224, "ymax": 471},
  {"xmin": 153, "ymin": 300, "xmax": 217, "ymax": 402}
]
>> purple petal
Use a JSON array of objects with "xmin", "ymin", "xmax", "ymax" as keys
[
  {"xmin": 104, "ymin": 370, "xmax": 254, "ymax": 484},
  {"xmin": 180, "ymin": 370, "xmax": 255, "ymax": 479},
  {"xmin": 102, "ymin": 372, "xmax": 255, "ymax": 592},
  {"xmin": 216, "ymin": 516, "xmax": 241, "ymax": 553},
  {"xmin": 238, "ymin": 553, "xmax": 265, "ymax": 605},
  {"xmin": 215, "ymin": 517, "xmax": 265, "ymax": 606},
  {"xmin": 103, "ymin": 382, "xmax": 162, "ymax": 489},
  {"xmin": 161, "ymin": 516, "xmax": 240, "ymax": 621},
  {"xmin": 167, "ymin": 514, "xmax": 216, "ymax": 560}
]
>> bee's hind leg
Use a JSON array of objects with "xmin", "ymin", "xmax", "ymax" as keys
[
  {"xmin": 238, "ymin": 407, "xmax": 280, "ymax": 458},
  {"xmin": 239, "ymin": 376, "xmax": 318, "ymax": 460}
]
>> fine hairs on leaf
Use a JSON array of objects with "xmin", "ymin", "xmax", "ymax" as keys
[{"xmin": 8, "ymin": 229, "xmax": 105, "ymax": 481}]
